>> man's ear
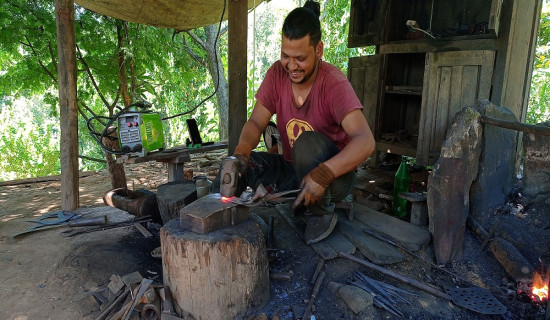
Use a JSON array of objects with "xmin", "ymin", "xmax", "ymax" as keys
[{"xmin": 316, "ymin": 41, "xmax": 324, "ymax": 60}]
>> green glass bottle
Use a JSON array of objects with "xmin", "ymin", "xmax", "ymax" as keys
[{"xmin": 392, "ymin": 156, "xmax": 410, "ymax": 217}]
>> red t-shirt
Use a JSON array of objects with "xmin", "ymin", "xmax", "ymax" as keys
[{"xmin": 255, "ymin": 60, "xmax": 363, "ymax": 162}]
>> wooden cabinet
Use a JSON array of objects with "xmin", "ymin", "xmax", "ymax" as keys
[{"xmin": 347, "ymin": 0, "xmax": 511, "ymax": 165}]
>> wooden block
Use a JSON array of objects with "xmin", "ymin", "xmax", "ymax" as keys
[
  {"xmin": 161, "ymin": 219, "xmax": 269, "ymax": 320},
  {"xmin": 74, "ymin": 292, "xmax": 99, "ymax": 316},
  {"xmin": 122, "ymin": 271, "xmax": 143, "ymax": 286},
  {"xmin": 108, "ymin": 274, "xmax": 125, "ymax": 294},
  {"xmin": 157, "ymin": 181, "xmax": 197, "ymax": 224},
  {"xmin": 410, "ymin": 201, "xmax": 428, "ymax": 226},
  {"xmin": 134, "ymin": 222, "xmax": 153, "ymax": 237},
  {"xmin": 180, "ymin": 193, "xmax": 249, "ymax": 234},
  {"xmin": 489, "ymin": 237, "xmax": 534, "ymax": 283},
  {"xmin": 399, "ymin": 192, "xmax": 429, "ymax": 226}
]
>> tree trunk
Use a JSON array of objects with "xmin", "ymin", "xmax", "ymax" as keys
[
  {"xmin": 103, "ymin": 126, "xmax": 127, "ymax": 189},
  {"xmin": 100, "ymin": 21, "xmax": 132, "ymax": 189},
  {"xmin": 204, "ymin": 24, "xmax": 229, "ymax": 141}
]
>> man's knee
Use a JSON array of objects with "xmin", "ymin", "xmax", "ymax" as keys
[{"xmin": 292, "ymin": 131, "xmax": 340, "ymax": 179}]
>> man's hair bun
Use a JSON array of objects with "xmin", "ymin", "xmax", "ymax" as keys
[{"xmin": 303, "ymin": 0, "xmax": 320, "ymax": 19}]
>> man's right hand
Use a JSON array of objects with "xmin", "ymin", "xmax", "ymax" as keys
[
  {"xmin": 234, "ymin": 153, "xmax": 249, "ymax": 175},
  {"xmin": 233, "ymin": 143, "xmax": 253, "ymax": 175}
]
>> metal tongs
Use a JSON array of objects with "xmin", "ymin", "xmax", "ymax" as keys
[{"xmin": 231, "ymin": 184, "xmax": 301, "ymax": 207}]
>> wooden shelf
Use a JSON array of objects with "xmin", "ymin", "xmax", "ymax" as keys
[
  {"xmin": 385, "ymin": 86, "xmax": 422, "ymax": 96},
  {"xmin": 376, "ymin": 141, "xmax": 417, "ymax": 157},
  {"xmin": 379, "ymin": 38, "xmax": 497, "ymax": 55}
]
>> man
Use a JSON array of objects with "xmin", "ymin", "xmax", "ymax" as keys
[{"xmin": 230, "ymin": 0, "xmax": 375, "ymax": 244}]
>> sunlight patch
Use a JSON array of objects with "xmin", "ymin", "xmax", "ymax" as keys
[{"xmin": 1, "ymin": 214, "xmax": 23, "ymax": 222}]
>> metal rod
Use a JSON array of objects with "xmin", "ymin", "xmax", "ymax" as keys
[
  {"xmin": 363, "ymin": 227, "xmax": 474, "ymax": 286},
  {"xmin": 351, "ymin": 281, "xmax": 401, "ymax": 316},
  {"xmin": 355, "ymin": 271, "xmax": 397, "ymax": 305},
  {"xmin": 373, "ymin": 278, "xmax": 419, "ymax": 297},
  {"xmin": 339, "ymin": 251, "xmax": 452, "ymax": 301}
]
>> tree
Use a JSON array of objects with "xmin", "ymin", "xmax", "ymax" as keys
[{"xmin": 0, "ymin": 0, "xmax": 228, "ymax": 181}]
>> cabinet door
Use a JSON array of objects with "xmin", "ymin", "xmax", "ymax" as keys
[
  {"xmin": 348, "ymin": 0, "xmax": 387, "ymax": 47},
  {"xmin": 348, "ymin": 55, "xmax": 381, "ymax": 138},
  {"xmin": 416, "ymin": 50, "xmax": 495, "ymax": 165}
]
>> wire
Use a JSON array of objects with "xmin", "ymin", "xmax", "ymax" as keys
[
  {"xmin": 410, "ymin": 26, "xmax": 435, "ymax": 39},
  {"xmin": 162, "ymin": 0, "xmax": 227, "ymax": 120},
  {"xmin": 85, "ymin": 0, "xmax": 228, "ymax": 154},
  {"xmin": 87, "ymin": 101, "xmax": 152, "ymax": 155}
]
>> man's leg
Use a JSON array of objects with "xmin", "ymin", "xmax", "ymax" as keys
[
  {"xmin": 211, "ymin": 152, "xmax": 299, "ymax": 195},
  {"xmin": 292, "ymin": 131, "xmax": 356, "ymax": 244},
  {"xmin": 243, "ymin": 152, "xmax": 300, "ymax": 193}
]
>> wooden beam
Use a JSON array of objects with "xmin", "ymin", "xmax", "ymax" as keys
[
  {"xmin": 55, "ymin": 0, "xmax": 79, "ymax": 210},
  {"xmin": 227, "ymin": 0, "xmax": 248, "ymax": 154}
]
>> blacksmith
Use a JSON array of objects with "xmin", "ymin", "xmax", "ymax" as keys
[{"xmin": 227, "ymin": 0, "xmax": 374, "ymax": 244}]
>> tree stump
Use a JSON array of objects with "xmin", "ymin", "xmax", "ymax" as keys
[
  {"xmin": 156, "ymin": 181, "xmax": 197, "ymax": 224},
  {"xmin": 161, "ymin": 219, "xmax": 269, "ymax": 320}
]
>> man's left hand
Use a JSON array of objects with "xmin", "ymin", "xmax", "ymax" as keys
[{"xmin": 293, "ymin": 174, "xmax": 326, "ymax": 208}]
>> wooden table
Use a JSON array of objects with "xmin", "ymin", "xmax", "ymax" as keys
[{"xmin": 117, "ymin": 142, "xmax": 228, "ymax": 182}]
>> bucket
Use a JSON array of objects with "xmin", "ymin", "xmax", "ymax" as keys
[{"xmin": 194, "ymin": 176, "xmax": 211, "ymax": 199}]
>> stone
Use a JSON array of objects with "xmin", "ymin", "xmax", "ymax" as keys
[
  {"xmin": 353, "ymin": 203, "xmax": 430, "ymax": 252},
  {"xmin": 428, "ymin": 105, "xmax": 482, "ymax": 264},
  {"xmin": 338, "ymin": 285, "xmax": 373, "ymax": 314},
  {"xmin": 338, "ymin": 217, "xmax": 404, "ymax": 265},
  {"xmin": 522, "ymin": 120, "xmax": 550, "ymax": 201},
  {"xmin": 471, "ymin": 100, "xmax": 518, "ymax": 220}
]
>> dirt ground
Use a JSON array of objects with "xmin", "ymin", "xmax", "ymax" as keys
[{"xmin": 0, "ymin": 151, "xmax": 549, "ymax": 320}]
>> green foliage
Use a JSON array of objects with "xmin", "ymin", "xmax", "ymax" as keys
[
  {"xmin": 528, "ymin": 2, "xmax": 550, "ymax": 124},
  {"xmin": 0, "ymin": 96, "xmax": 61, "ymax": 181},
  {"xmin": 321, "ymin": 0, "xmax": 375, "ymax": 71},
  {"xmin": 2, "ymin": 0, "xmax": 547, "ymax": 182}
]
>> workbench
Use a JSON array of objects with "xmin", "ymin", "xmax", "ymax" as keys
[{"xmin": 117, "ymin": 142, "xmax": 228, "ymax": 182}]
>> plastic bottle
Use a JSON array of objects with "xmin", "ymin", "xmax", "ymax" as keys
[{"xmin": 392, "ymin": 156, "xmax": 410, "ymax": 217}]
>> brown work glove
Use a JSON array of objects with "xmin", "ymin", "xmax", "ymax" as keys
[
  {"xmin": 294, "ymin": 163, "xmax": 335, "ymax": 208},
  {"xmin": 233, "ymin": 143, "xmax": 252, "ymax": 174}
]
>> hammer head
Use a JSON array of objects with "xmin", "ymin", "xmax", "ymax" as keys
[{"xmin": 220, "ymin": 156, "xmax": 239, "ymax": 197}]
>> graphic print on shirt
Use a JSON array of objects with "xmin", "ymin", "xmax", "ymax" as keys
[{"xmin": 286, "ymin": 118, "xmax": 314, "ymax": 148}]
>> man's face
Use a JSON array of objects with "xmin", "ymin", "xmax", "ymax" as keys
[{"xmin": 280, "ymin": 35, "xmax": 323, "ymax": 85}]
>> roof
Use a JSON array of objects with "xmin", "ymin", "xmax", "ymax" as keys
[{"xmin": 75, "ymin": 0, "xmax": 264, "ymax": 30}]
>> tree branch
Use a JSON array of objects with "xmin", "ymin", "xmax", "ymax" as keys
[
  {"xmin": 185, "ymin": 30, "xmax": 207, "ymax": 50},
  {"xmin": 117, "ymin": 22, "xmax": 131, "ymax": 107},
  {"xmin": 22, "ymin": 36, "xmax": 57, "ymax": 83},
  {"xmin": 76, "ymin": 45, "xmax": 111, "ymax": 108},
  {"xmin": 48, "ymin": 41, "xmax": 58, "ymax": 74},
  {"xmin": 181, "ymin": 34, "xmax": 207, "ymax": 67}
]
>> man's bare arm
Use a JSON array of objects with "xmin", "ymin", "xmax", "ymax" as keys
[
  {"xmin": 324, "ymin": 109, "xmax": 375, "ymax": 177},
  {"xmin": 237, "ymin": 101, "xmax": 274, "ymax": 150},
  {"xmin": 294, "ymin": 109, "xmax": 374, "ymax": 207}
]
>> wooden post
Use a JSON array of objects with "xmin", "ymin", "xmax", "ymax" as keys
[
  {"xmin": 227, "ymin": 0, "xmax": 248, "ymax": 154},
  {"xmin": 55, "ymin": 0, "xmax": 79, "ymax": 210}
]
